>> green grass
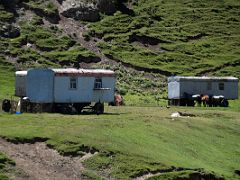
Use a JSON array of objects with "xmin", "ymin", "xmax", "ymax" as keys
[
  {"xmin": 0, "ymin": 5, "xmax": 14, "ymax": 22},
  {"xmin": 0, "ymin": 106, "xmax": 239, "ymax": 179},
  {"xmin": 0, "ymin": 57, "xmax": 15, "ymax": 100},
  {"xmin": 88, "ymin": 0, "xmax": 240, "ymax": 77},
  {"xmin": 147, "ymin": 170, "xmax": 216, "ymax": 180},
  {"xmin": 0, "ymin": 152, "xmax": 15, "ymax": 180},
  {"xmin": 22, "ymin": 0, "xmax": 58, "ymax": 16},
  {"xmin": 44, "ymin": 46, "xmax": 99, "ymax": 65},
  {"xmin": 81, "ymin": 170, "xmax": 105, "ymax": 180}
]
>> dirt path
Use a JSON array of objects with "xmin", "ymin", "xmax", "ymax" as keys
[{"xmin": 0, "ymin": 138, "xmax": 97, "ymax": 180}]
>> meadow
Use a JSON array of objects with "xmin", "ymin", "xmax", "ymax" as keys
[{"xmin": 0, "ymin": 106, "xmax": 239, "ymax": 179}]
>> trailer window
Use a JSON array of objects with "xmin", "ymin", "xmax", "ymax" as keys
[
  {"xmin": 70, "ymin": 77, "xmax": 77, "ymax": 90},
  {"xmin": 94, "ymin": 78, "xmax": 102, "ymax": 89},
  {"xmin": 219, "ymin": 83, "xmax": 224, "ymax": 90}
]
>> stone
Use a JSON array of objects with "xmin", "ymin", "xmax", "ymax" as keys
[
  {"xmin": 60, "ymin": 0, "xmax": 119, "ymax": 22},
  {"xmin": 0, "ymin": 25, "xmax": 20, "ymax": 38}
]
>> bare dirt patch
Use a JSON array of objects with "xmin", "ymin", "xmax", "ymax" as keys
[{"xmin": 0, "ymin": 138, "xmax": 97, "ymax": 180}]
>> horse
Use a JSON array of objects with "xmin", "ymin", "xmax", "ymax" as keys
[
  {"xmin": 201, "ymin": 95, "xmax": 210, "ymax": 107},
  {"xmin": 212, "ymin": 95, "xmax": 228, "ymax": 107},
  {"xmin": 192, "ymin": 94, "xmax": 202, "ymax": 106}
]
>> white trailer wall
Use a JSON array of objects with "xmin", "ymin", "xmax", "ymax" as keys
[
  {"xmin": 93, "ymin": 77, "xmax": 115, "ymax": 102},
  {"xmin": 15, "ymin": 71, "xmax": 27, "ymax": 97},
  {"xmin": 54, "ymin": 76, "xmax": 115, "ymax": 103},
  {"xmin": 168, "ymin": 81, "xmax": 180, "ymax": 99}
]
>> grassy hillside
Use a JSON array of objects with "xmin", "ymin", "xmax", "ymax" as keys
[
  {"xmin": 0, "ymin": 3, "xmax": 99, "ymax": 69},
  {"xmin": 1, "ymin": 0, "xmax": 240, "ymax": 105},
  {"xmin": 0, "ymin": 107, "xmax": 239, "ymax": 179},
  {"xmin": 87, "ymin": 0, "xmax": 240, "ymax": 77},
  {"xmin": 0, "ymin": 1, "xmax": 240, "ymax": 179},
  {"xmin": 0, "ymin": 58, "xmax": 15, "ymax": 100}
]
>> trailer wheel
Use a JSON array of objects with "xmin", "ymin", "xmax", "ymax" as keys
[{"xmin": 94, "ymin": 103, "xmax": 104, "ymax": 115}]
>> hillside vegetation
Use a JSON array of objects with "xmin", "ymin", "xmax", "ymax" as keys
[{"xmin": 88, "ymin": 0, "xmax": 240, "ymax": 77}]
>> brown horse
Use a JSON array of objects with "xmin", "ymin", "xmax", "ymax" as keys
[{"xmin": 201, "ymin": 95, "xmax": 209, "ymax": 107}]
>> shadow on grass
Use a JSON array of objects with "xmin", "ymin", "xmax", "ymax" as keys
[{"xmin": 80, "ymin": 111, "xmax": 121, "ymax": 116}]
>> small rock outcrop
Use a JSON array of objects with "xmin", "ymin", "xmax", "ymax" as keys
[
  {"xmin": 0, "ymin": 24, "xmax": 20, "ymax": 38},
  {"xmin": 60, "ymin": 0, "xmax": 118, "ymax": 21}
]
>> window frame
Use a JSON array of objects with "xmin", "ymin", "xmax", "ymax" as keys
[
  {"xmin": 69, "ymin": 77, "xmax": 77, "ymax": 90},
  {"xmin": 94, "ymin": 78, "xmax": 102, "ymax": 89}
]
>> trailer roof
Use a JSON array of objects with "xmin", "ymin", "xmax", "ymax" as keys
[
  {"xmin": 15, "ymin": 71, "xmax": 27, "ymax": 76},
  {"xmin": 168, "ymin": 76, "xmax": 239, "ymax": 82},
  {"xmin": 53, "ymin": 68, "xmax": 115, "ymax": 77},
  {"xmin": 15, "ymin": 69, "xmax": 116, "ymax": 77}
]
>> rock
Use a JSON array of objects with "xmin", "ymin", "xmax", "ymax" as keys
[
  {"xmin": 97, "ymin": 0, "xmax": 117, "ymax": 15},
  {"xmin": 60, "ymin": 0, "xmax": 119, "ymax": 22},
  {"xmin": 1, "ymin": 0, "xmax": 20, "ymax": 7},
  {"xmin": 235, "ymin": 170, "xmax": 240, "ymax": 176},
  {"xmin": 171, "ymin": 112, "xmax": 181, "ymax": 118},
  {"xmin": 77, "ymin": 55, "xmax": 101, "ymax": 63},
  {"xmin": 61, "ymin": 1, "xmax": 100, "ymax": 22},
  {"xmin": 26, "ymin": 43, "xmax": 32, "ymax": 48},
  {"xmin": 0, "ymin": 25, "xmax": 20, "ymax": 38}
]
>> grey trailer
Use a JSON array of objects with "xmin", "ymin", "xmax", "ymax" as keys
[{"xmin": 168, "ymin": 76, "xmax": 239, "ymax": 106}]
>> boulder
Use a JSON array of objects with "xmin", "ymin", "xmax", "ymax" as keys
[
  {"xmin": 61, "ymin": 1, "xmax": 100, "ymax": 22},
  {"xmin": 97, "ymin": 0, "xmax": 117, "ymax": 15},
  {"xmin": 60, "ymin": 0, "xmax": 118, "ymax": 22},
  {"xmin": 0, "ymin": 25, "xmax": 20, "ymax": 38}
]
